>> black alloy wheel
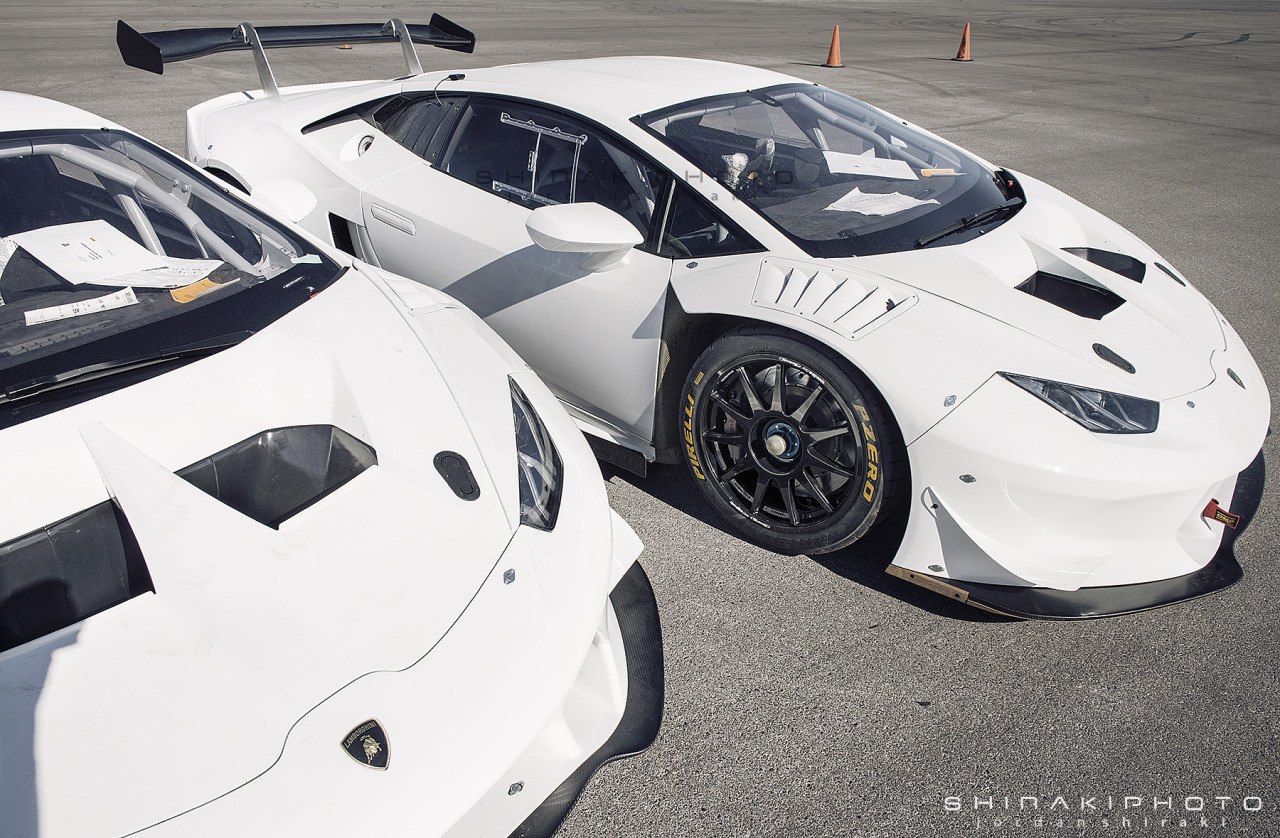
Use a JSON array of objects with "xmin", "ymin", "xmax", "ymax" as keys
[{"xmin": 680, "ymin": 327, "xmax": 902, "ymax": 555}]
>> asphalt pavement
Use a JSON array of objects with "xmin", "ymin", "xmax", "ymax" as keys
[{"xmin": 3, "ymin": 1, "xmax": 1277, "ymax": 835}]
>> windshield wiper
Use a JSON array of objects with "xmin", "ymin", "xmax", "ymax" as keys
[
  {"xmin": 915, "ymin": 200, "xmax": 1023, "ymax": 248},
  {"xmin": 0, "ymin": 332, "xmax": 252, "ymax": 407}
]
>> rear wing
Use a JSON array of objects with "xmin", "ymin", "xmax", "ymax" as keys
[{"xmin": 116, "ymin": 15, "xmax": 475, "ymax": 97}]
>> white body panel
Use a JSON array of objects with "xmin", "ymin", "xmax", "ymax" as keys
[
  {"xmin": 0, "ymin": 95, "xmax": 647, "ymax": 837},
  {"xmin": 355, "ymin": 142, "xmax": 671, "ymax": 447},
  {"xmin": 186, "ymin": 56, "xmax": 1269, "ymax": 598}
]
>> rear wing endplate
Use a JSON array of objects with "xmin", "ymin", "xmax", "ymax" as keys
[{"xmin": 116, "ymin": 15, "xmax": 475, "ymax": 97}]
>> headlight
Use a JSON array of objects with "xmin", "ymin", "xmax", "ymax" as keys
[
  {"xmin": 511, "ymin": 379, "xmax": 563, "ymax": 530},
  {"xmin": 999, "ymin": 373, "xmax": 1159, "ymax": 434}
]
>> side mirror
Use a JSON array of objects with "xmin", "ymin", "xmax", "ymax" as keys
[
  {"xmin": 525, "ymin": 203, "xmax": 643, "ymax": 272},
  {"xmin": 250, "ymin": 177, "xmax": 318, "ymax": 224}
]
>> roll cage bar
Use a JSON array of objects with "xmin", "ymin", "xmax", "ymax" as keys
[{"xmin": 116, "ymin": 14, "xmax": 475, "ymax": 97}]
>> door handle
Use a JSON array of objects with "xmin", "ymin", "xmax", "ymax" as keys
[{"xmin": 370, "ymin": 204, "xmax": 416, "ymax": 235}]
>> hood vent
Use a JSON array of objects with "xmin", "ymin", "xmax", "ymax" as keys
[
  {"xmin": 1016, "ymin": 271, "xmax": 1124, "ymax": 320},
  {"xmin": 1153, "ymin": 262, "xmax": 1187, "ymax": 286},
  {"xmin": 1062, "ymin": 247, "xmax": 1146, "ymax": 282},
  {"xmin": 179, "ymin": 425, "xmax": 377, "ymax": 529},
  {"xmin": 0, "ymin": 501, "xmax": 152, "ymax": 653}
]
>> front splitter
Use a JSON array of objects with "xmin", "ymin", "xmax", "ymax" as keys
[{"xmin": 888, "ymin": 449, "xmax": 1266, "ymax": 620}]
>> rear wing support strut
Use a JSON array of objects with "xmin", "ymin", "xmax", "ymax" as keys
[
  {"xmin": 116, "ymin": 14, "xmax": 475, "ymax": 96},
  {"xmin": 388, "ymin": 19, "xmax": 425, "ymax": 77},
  {"xmin": 238, "ymin": 23, "xmax": 279, "ymax": 98}
]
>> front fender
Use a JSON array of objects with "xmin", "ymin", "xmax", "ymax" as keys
[{"xmin": 669, "ymin": 255, "xmax": 1146, "ymax": 445}]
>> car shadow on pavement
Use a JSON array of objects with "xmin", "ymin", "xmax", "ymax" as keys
[{"xmin": 602, "ymin": 462, "xmax": 1017, "ymax": 623}]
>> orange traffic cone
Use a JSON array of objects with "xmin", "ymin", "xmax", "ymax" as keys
[
  {"xmin": 823, "ymin": 25, "xmax": 844, "ymax": 68},
  {"xmin": 953, "ymin": 22, "xmax": 973, "ymax": 61}
]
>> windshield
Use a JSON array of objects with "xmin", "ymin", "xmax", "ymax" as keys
[
  {"xmin": 0, "ymin": 129, "xmax": 340, "ymax": 399},
  {"xmin": 640, "ymin": 84, "xmax": 1020, "ymax": 257}
]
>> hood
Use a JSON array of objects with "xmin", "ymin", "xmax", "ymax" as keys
[
  {"xmin": 849, "ymin": 174, "xmax": 1224, "ymax": 400},
  {"xmin": 0, "ymin": 269, "xmax": 516, "ymax": 837}
]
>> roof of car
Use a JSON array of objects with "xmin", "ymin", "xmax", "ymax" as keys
[
  {"xmin": 0, "ymin": 91, "xmax": 121, "ymax": 133},
  {"xmin": 402, "ymin": 56, "xmax": 807, "ymax": 121}
]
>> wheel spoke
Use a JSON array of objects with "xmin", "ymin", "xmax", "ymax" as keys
[
  {"xmin": 806, "ymin": 425, "xmax": 850, "ymax": 443},
  {"xmin": 735, "ymin": 366, "xmax": 765, "ymax": 414},
  {"xmin": 769, "ymin": 363, "xmax": 785, "ymax": 413},
  {"xmin": 801, "ymin": 469, "xmax": 835, "ymax": 514},
  {"xmin": 750, "ymin": 476, "xmax": 771, "ymax": 515},
  {"xmin": 703, "ymin": 430, "xmax": 745, "ymax": 445},
  {"xmin": 789, "ymin": 384, "xmax": 825, "ymax": 422},
  {"xmin": 710, "ymin": 390, "xmax": 750, "ymax": 425},
  {"xmin": 780, "ymin": 478, "xmax": 800, "ymax": 526},
  {"xmin": 806, "ymin": 448, "xmax": 856, "ymax": 480},
  {"xmin": 719, "ymin": 457, "xmax": 755, "ymax": 483}
]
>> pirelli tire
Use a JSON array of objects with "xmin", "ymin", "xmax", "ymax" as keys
[{"xmin": 679, "ymin": 325, "xmax": 904, "ymax": 555}]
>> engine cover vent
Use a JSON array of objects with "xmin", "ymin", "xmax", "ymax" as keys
[{"xmin": 1016, "ymin": 271, "xmax": 1124, "ymax": 320}]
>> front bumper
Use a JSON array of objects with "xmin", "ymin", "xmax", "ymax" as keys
[
  {"xmin": 890, "ymin": 448, "xmax": 1264, "ymax": 619},
  {"xmin": 508, "ymin": 559, "xmax": 663, "ymax": 837},
  {"xmin": 889, "ymin": 331, "xmax": 1268, "ymax": 618},
  {"xmin": 138, "ymin": 508, "xmax": 658, "ymax": 837}
]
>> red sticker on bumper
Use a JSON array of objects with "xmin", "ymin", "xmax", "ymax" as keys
[{"xmin": 1203, "ymin": 498, "xmax": 1241, "ymax": 529}]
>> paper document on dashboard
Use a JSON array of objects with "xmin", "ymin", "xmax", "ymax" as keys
[
  {"xmin": 91, "ymin": 255, "xmax": 223, "ymax": 289},
  {"xmin": 25, "ymin": 287, "xmax": 139, "ymax": 326},
  {"xmin": 823, "ymin": 151, "xmax": 917, "ymax": 180},
  {"xmin": 823, "ymin": 188, "xmax": 939, "ymax": 216},
  {"xmin": 11, "ymin": 220, "xmax": 168, "ymax": 284}
]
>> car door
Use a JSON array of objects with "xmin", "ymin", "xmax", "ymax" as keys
[{"xmin": 360, "ymin": 96, "xmax": 673, "ymax": 449}]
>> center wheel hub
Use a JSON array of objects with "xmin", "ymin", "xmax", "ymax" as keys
[{"xmin": 761, "ymin": 420, "xmax": 802, "ymax": 461}]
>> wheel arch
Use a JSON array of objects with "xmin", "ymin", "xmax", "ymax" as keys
[
  {"xmin": 202, "ymin": 164, "xmax": 251, "ymax": 193},
  {"xmin": 652, "ymin": 290, "xmax": 906, "ymax": 474}
]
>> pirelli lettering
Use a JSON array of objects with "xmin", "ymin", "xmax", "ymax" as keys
[
  {"xmin": 852, "ymin": 403, "xmax": 879, "ymax": 502},
  {"xmin": 684, "ymin": 391, "xmax": 706, "ymax": 480}
]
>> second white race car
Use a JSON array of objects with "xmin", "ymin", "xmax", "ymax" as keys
[
  {"xmin": 116, "ymin": 15, "xmax": 1269, "ymax": 618},
  {"xmin": 0, "ymin": 91, "xmax": 660, "ymax": 837}
]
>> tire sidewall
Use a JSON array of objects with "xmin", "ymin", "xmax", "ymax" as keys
[{"xmin": 679, "ymin": 330, "xmax": 892, "ymax": 555}]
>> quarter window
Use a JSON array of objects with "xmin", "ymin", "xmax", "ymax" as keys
[
  {"xmin": 372, "ymin": 96, "xmax": 464, "ymax": 162},
  {"xmin": 660, "ymin": 185, "xmax": 761, "ymax": 259}
]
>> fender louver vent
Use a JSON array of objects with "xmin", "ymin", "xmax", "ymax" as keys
[
  {"xmin": 1017, "ymin": 271, "xmax": 1124, "ymax": 320},
  {"xmin": 1062, "ymin": 248, "xmax": 1146, "ymax": 282}
]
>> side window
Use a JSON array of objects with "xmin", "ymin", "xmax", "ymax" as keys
[
  {"xmin": 659, "ymin": 185, "xmax": 760, "ymax": 258},
  {"xmin": 441, "ymin": 101, "xmax": 668, "ymax": 237},
  {"xmin": 372, "ymin": 96, "xmax": 464, "ymax": 163}
]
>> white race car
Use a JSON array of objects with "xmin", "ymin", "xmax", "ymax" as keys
[
  {"xmin": 117, "ymin": 16, "xmax": 1269, "ymax": 618},
  {"xmin": 0, "ymin": 91, "xmax": 661, "ymax": 837}
]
